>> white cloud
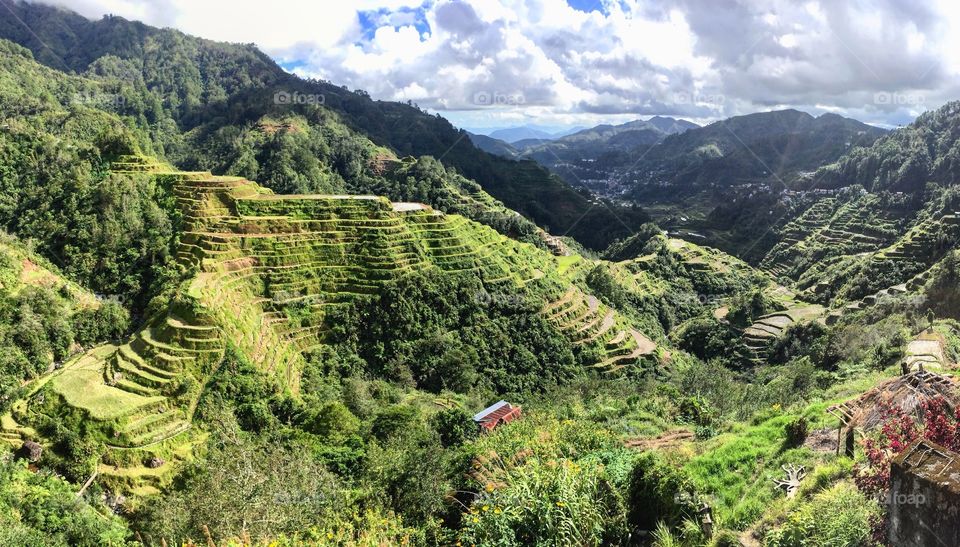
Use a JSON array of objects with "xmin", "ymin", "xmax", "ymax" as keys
[{"xmin": 32, "ymin": 0, "xmax": 960, "ymax": 129}]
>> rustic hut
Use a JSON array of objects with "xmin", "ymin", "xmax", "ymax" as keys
[{"xmin": 827, "ymin": 370, "xmax": 960, "ymax": 455}]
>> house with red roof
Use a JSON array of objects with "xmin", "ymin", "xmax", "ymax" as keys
[{"xmin": 473, "ymin": 400, "xmax": 522, "ymax": 432}]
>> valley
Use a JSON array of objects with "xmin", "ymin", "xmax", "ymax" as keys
[{"xmin": 0, "ymin": 3, "xmax": 959, "ymax": 547}]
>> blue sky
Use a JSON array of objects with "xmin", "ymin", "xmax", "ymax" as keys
[{"xmin": 46, "ymin": 0, "xmax": 960, "ymax": 131}]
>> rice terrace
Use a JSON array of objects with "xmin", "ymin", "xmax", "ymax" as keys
[{"xmin": 2, "ymin": 2, "xmax": 960, "ymax": 546}]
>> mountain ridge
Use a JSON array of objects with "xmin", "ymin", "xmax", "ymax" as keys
[{"xmin": 0, "ymin": 1, "xmax": 646, "ymax": 250}]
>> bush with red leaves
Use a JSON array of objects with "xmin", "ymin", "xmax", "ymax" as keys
[{"xmin": 854, "ymin": 396, "xmax": 960, "ymax": 543}]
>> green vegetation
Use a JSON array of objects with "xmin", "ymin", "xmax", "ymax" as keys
[
  {"xmin": 0, "ymin": 3, "xmax": 649, "ymax": 251},
  {"xmin": 764, "ymin": 482, "xmax": 878, "ymax": 547},
  {"xmin": 0, "ymin": 458, "xmax": 129, "ymax": 546},
  {"xmin": 2, "ymin": 4, "xmax": 960, "ymax": 546},
  {"xmin": 0, "ymin": 237, "xmax": 128, "ymax": 411}
]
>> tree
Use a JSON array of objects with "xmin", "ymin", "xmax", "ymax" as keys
[
  {"xmin": 135, "ymin": 414, "xmax": 345, "ymax": 542},
  {"xmin": 0, "ymin": 458, "xmax": 129, "ymax": 546},
  {"xmin": 430, "ymin": 407, "xmax": 478, "ymax": 448}
]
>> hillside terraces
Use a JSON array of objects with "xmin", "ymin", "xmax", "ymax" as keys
[
  {"xmin": 109, "ymin": 154, "xmax": 172, "ymax": 173},
  {"xmin": 741, "ymin": 286, "xmax": 825, "ymax": 364},
  {"xmin": 1, "ymin": 298, "xmax": 226, "ymax": 493},
  {"xmin": 872, "ymin": 213, "xmax": 959, "ymax": 263},
  {"xmin": 742, "ymin": 306, "xmax": 825, "ymax": 364},
  {"xmin": 825, "ymin": 268, "xmax": 932, "ymax": 325},
  {"xmin": 170, "ymin": 173, "xmax": 563, "ymax": 386},
  {"xmin": 761, "ymin": 196, "xmax": 903, "ymax": 279},
  {"xmin": 667, "ymin": 238, "xmax": 756, "ymax": 277},
  {"xmin": 761, "ymin": 198, "xmax": 838, "ymax": 277},
  {"xmin": 175, "ymin": 170, "xmax": 656, "ymax": 377},
  {"xmin": 2, "ymin": 155, "xmax": 670, "ymax": 494},
  {"xmin": 814, "ymin": 211, "xmax": 960, "ymax": 313},
  {"xmin": 542, "ymin": 286, "xmax": 657, "ymax": 374},
  {"xmin": 650, "ymin": 236, "xmax": 817, "ymax": 365}
]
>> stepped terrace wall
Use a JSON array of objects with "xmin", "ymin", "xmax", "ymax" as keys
[
  {"xmin": 169, "ymin": 169, "xmax": 574, "ymax": 391},
  {"xmin": 3, "ymin": 156, "xmax": 664, "ymax": 494}
]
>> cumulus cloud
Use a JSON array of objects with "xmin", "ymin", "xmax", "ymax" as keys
[{"xmin": 30, "ymin": 0, "xmax": 960, "ymax": 128}]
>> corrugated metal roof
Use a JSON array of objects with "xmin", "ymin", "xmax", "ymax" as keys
[{"xmin": 473, "ymin": 400, "xmax": 510, "ymax": 422}]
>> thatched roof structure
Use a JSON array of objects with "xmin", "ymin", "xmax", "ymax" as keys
[{"xmin": 827, "ymin": 370, "xmax": 960, "ymax": 432}]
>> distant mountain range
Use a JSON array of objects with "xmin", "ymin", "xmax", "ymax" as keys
[
  {"xmin": 467, "ymin": 116, "xmax": 699, "ymax": 164},
  {"xmin": 484, "ymin": 125, "xmax": 585, "ymax": 143},
  {"xmin": 620, "ymin": 109, "xmax": 887, "ymax": 197},
  {"xmin": 473, "ymin": 110, "xmax": 885, "ymax": 200},
  {"xmin": 468, "ymin": 109, "xmax": 889, "ymax": 261}
]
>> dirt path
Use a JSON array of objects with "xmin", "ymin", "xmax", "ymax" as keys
[{"xmin": 625, "ymin": 429, "xmax": 694, "ymax": 450}]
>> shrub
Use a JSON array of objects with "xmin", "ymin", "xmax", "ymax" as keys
[
  {"xmin": 709, "ymin": 529, "xmax": 741, "ymax": 547},
  {"xmin": 673, "ymin": 318, "xmax": 741, "ymax": 363},
  {"xmin": 783, "ymin": 417, "xmax": 808, "ymax": 448},
  {"xmin": 370, "ymin": 404, "xmax": 421, "ymax": 441},
  {"xmin": 727, "ymin": 288, "xmax": 776, "ymax": 327},
  {"xmin": 763, "ymin": 482, "xmax": 878, "ymax": 547},
  {"xmin": 303, "ymin": 401, "xmax": 360, "ymax": 442},
  {"xmin": 629, "ymin": 452, "xmax": 696, "ymax": 531},
  {"xmin": 677, "ymin": 395, "xmax": 719, "ymax": 428},
  {"xmin": 430, "ymin": 407, "xmax": 478, "ymax": 448},
  {"xmin": 459, "ymin": 456, "xmax": 627, "ymax": 546},
  {"xmin": 72, "ymin": 300, "xmax": 130, "ymax": 346}
]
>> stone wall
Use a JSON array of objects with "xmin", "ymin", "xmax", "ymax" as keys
[{"xmin": 888, "ymin": 439, "xmax": 960, "ymax": 546}]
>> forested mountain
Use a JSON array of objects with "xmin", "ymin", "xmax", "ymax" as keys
[
  {"xmin": 813, "ymin": 101, "xmax": 960, "ymax": 193},
  {"xmin": 0, "ymin": 0, "xmax": 647, "ymax": 250},
  {"xmin": 465, "ymin": 131, "xmax": 519, "ymax": 158},
  {"xmin": 466, "ymin": 116, "xmax": 697, "ymax": 163},
  {"xmin": 622, "ymin": 110, "xmax": 885, "ymax": 197},
  {"xmin": 481, "ymin": 116, "xmax": 698, "ymax": 185},
  {"xmin": 2, "ymin": 3, "xmax": 960, "ymax": 546},
  {"xmin": 486, "ymin": 125, "xmax": 578, "ymax": 143}
]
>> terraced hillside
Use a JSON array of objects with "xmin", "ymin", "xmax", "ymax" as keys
[
  {"xmin": 542, "ymin": 286, "xmax": 658, "ymax": 374},
  {"xmin": 731, "ymin": 283, "xmax": 825, "ymax": 364},
  {"xmin": 752, "ymin": 207, "xmax": 959, "ymax": 358},
  {"xmin": 622, "ymin": 237, "xmax": 827, "ymax": 364},
  {"xmin": 760, "ymin": 193, "xmax": 906, "ymax": 280},
  {"xmin": 2, "ymin": 156, "xmax": 662, "ymax": 493},
  {"xmin": 799, "ymin": 208, "xmax": 960, "ymax": 307},
  {"xmin": 666, "ymin": 238, "xmax": 759, "ymax": 279},
  {"xmin": 762, "ymin": 199, "xmax": 839, "ymax": 278}
]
